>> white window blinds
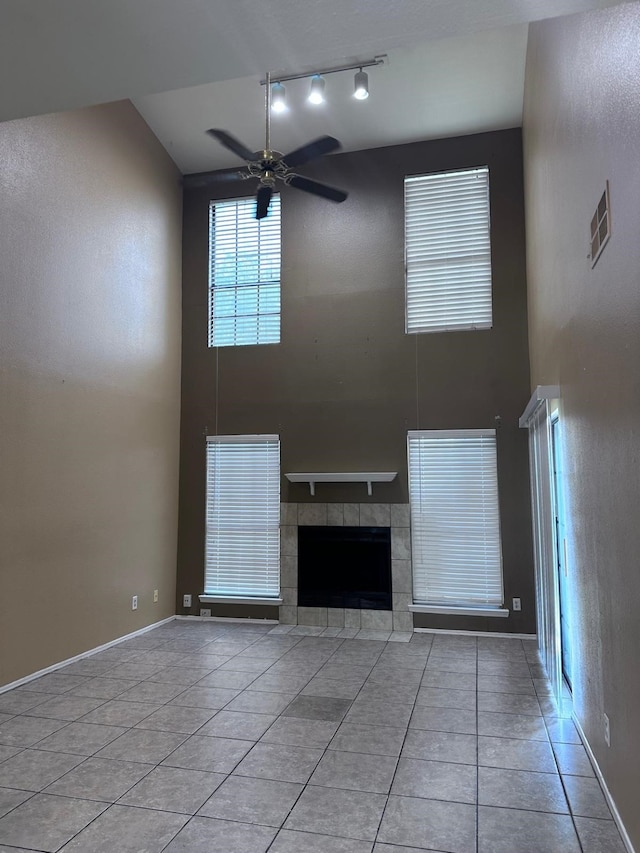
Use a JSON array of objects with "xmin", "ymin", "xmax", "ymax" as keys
[
  {"xmin": 408, "ymin": 429, "xmax": 503, "ymax": 608},
  {"xmin": 205, "ymin": 435, "xmax": 281, "ymax": 599},
  {"xmin": 208, "ymin": 195, "xmax": 281, "ymax": 347},
  {"xmin": 405, "ymin": 167, "xmax": 492, "ymax": 333}
]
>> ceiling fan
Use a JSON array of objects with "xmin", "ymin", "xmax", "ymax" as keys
[{"xmin": 184, "ymin": 72, "xmax": 348, "ymax": 219}]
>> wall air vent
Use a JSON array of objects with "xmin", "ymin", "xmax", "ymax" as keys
[{"xmin": 590, "ymin": 182, "xmax": 611, "ymax": 268}]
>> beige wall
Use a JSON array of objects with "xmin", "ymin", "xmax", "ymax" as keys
[
  {"xmin": 524, "ymin": 4, "xmax": 640, "ymax": 846},
  {"xmin": 0, "ymin": 101, "xmax": 182, "ymax": 686},
  {"xmin": 179, "ymin": 129, "xmax": 535, "ymax": 634}
]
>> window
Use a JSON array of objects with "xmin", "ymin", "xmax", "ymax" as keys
[
  {"xmin": 405, "ymin": 166, "xmax": 492, "ymax": 333},
  {"xmin": 408, "ymin": 429, "xmax": 503, "ymax": 610},
  {"xmin": 205, "ymin": 435, "xmax": 280, "ymax": 600},
  {"xmin": 208, "ymin": 195, "xmax": 281, "ymax": 347}
]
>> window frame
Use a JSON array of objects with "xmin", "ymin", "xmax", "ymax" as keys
[
  {"xmin": 202, "ymin": 433, "xmax": 281, "ymax": 604},
  {"xmin": 407, "ymin": 428, "xmax": 507, "ymax": 617},
  {"xmin": 404, "ymin": 165, "xmax": 493, "ymax": 335},
  {"xmin": 208, "ymin": 194, "xmax": 281, "ymax": 348}
]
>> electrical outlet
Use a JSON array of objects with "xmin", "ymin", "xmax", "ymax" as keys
[
  {"xmin": 183, "ymin": 594, "xmax": 192, "ymax": 608},
  {"xmin": 604, "ymin": 713, "xmax": 611, "ymax": 747},
  {"xmin": 153, "ymin": 589, "xmax": 159, "ymax": 603},
  {"xmin": 200, "ymin": 608, "xmax": 212, "ymax": 617},
  {"xmin": 512, "ymin": 597, "xmax": 521, "ymax": 612},
  {"xmin": 131, "ymin": 595, "xmax": 138, "ymax": 611}
]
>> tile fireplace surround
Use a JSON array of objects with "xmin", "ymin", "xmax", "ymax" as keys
[{"xmin": 279, "ymin": 503, "xmax": 413, "ymax": 634}]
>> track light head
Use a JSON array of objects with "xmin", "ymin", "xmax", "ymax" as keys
[
  {"xmin": 308, "ymin": 75, "xmax": 326, "ymax": 105},
  {"xmin": 271, "ymin": 82, "xmax": 287, "ymax": 113},
  {"xmin": 353, "ymin": 69, "xmax": 369, "ymax": 100}
]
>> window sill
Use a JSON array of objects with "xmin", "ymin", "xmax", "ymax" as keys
[
  {"xmin": 409, "ymin": 604, "xmax": 509, "ymax": 618},
  {"xmin": 199, "ymin": 595, "xmax": 283, "ymax": 606}
]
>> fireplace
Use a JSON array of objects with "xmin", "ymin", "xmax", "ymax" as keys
[{"xmin": 297, "ymin": 525, "xmax": 392, "ymax": 610}]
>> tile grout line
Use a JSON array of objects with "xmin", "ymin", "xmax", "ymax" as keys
[
  {"xmin": 261, "ymin": 632, "xmax": 420, "ymax": 850},
  {"xmin": 538, "ymin": 682, "xmax": 586, "ymax": 852},
  {"xmin": 0, "ymin": 624, "xmax": 269, "ymax": 853},
  {"xmin": 145, "ymin": 624, "xmax": 300, "ymax": 853},
  {"xmin": 4, "ymin": 631, "xmax": 239, "ymax": 850},
  {"xmin": 260, "ymin": 633, "xmax": 356, "ymax": 852},
  {"xmin": 192, "ymin": 631, "xmax": 368, "ymax": 850},
  {"xmin": 1, "ymin": 626, "xmax": 606, "ymax": 852},
  {"xmin": 262, "ymin": 632, "xmax": 393, "ymax": 849},
  {"xmin": 370, "ymin": 634, "xmax": 434, "ymax": 850},
  {"xmin": 527, "ymin": 645, "xmax": 586, "ymax": 852},
  {"xmin": 134, "ymin": 625, "xmax": 295, "ymax": 853}
]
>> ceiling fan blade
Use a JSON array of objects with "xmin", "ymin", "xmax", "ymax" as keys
[
  {"xmin": 282, "ymin": 136, "xmax": 341, "ymax": 169},
  {"xmin": 182, "ymin": 169, "xmax": 248, "ymax": 189},
  {"xmin": 206, "ymin": 129, "xmax": 256, "ymax": 162},
  {"xmin": 288, "ymin": 174, "xmax": 348, "ymax": 203},
  {"xmin": 256, "ymin": 185, "xmax": 273, "ymax": 220}
]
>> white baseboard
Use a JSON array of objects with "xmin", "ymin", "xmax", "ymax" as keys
[
  {"xmin": 176, "ymin": 615, "xmax": 278, "ymax": 625},
  {"xmin": 0, "ymin": 615, "xmax": 176, "ymax": 695},
  {"xmin": 572, "ymin": 713, "xmax": 636, "ymax": 853},
  {"xmin": 414, "ymin": 627, "xmax": 537, "ymax": 640}
]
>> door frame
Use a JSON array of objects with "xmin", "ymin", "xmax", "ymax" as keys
[
  {"xmin": 550, "ymin": 410, "xmax": 572, "ymax": 693},
  {"xmin": 520, "ymin": 386, "xmax": 563, "ymax": 706}
]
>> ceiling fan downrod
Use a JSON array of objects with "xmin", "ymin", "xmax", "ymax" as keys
[{"xmin": 200, "ymin": 70, "xmax": 348, "ymax": 218}]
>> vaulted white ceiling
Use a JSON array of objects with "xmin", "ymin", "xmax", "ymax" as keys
[
  {"xmin": 0, "ymin": 0, "xmax": 626, "ymax": 172},
  {"xmin": 133, "ymin": 25, "xmax": 529, "ymax": 174}
]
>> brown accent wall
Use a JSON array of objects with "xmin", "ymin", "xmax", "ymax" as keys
[
  {"xmin": 179, "ymin": 129, "xmax": 534, "ymax": 633},
  {"xmin": 0, "ymin": 101, "xmax": 182, "ymax": 686},
  {"xmin": 523, "ymin": 6, "xmax": 640, "ymax": 846}
]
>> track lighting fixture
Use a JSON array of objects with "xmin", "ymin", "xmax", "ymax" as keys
[
  {"xmin": 260, "ymin": 56, "xmax": 385, "ymax": 112},
  {"xmin": 308, "ymin": 75, "xmax": 326, "ymax": 105},
  {"xmin": 271, "ymin": 82, "xmax": 287, "ymax": 113},
  {"xmin": 353, "ymin": 69, "xmax": 369, "ymax": 100}
]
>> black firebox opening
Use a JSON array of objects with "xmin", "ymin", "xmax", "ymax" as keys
[{"xmin": 297, "ymin": 526, "xmax": 392, "ymax": 610}]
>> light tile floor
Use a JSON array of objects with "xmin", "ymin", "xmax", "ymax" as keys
[{"xmin": 0, "ymin": 621, "xmax": 627, "ymax": 852}]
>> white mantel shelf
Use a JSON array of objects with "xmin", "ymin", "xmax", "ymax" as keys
[{"xmin": 285, "ymin": 472, "xmax": 397, "ymax": 497}]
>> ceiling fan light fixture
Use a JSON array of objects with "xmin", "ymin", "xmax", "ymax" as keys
[
  {"xmin": 271, "ymin": 82, "xmax": 287, "ymax": 113},
  {"xmin": 308, "ymin": 75, "xmax": 326, "ymax": 105},
  {"xmin": 353, "ymin": 69, "xmax": 369, "ymax": 100}
]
